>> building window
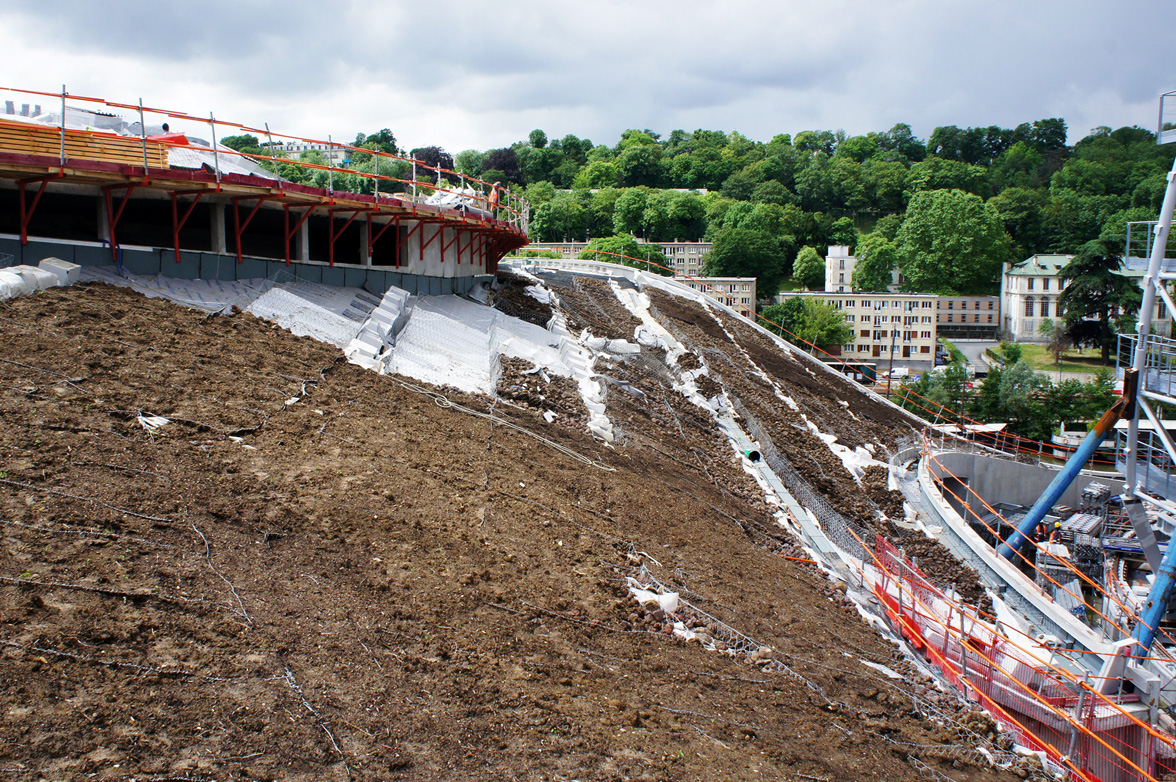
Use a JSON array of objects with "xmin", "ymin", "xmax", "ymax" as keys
[
  {"xmin": 946, "ymin": 314, "xmax": 953, "ymax": 322},
  {"xmin": 1043, "ymin": 279, "xmax": 1050, "ymax": 291},
  {"xmin": 988, "ymin": 314, "xmax": 993, "ymax": 323},
  {"xmin": 988, "ymin": 300, "xmax": 994, "ymax": 309},
  {"xmin": 860, "ymin": 329, "xmax": 869, "ymax": 338},
  {"xmin": 1040, "ymin": 300, "xmax": 1049, "ymax": 318},
  {"xmin": 920, "ymin": 346, "xmax": 930, "ymax": 353},
  {"xmin": 921, "ymin": 331, "xmax": 931, "ymax": 338},
  {"xmin": 922, "ymin": 301, "xmax": 933, "ymax": 309},
  {"xmin": 839, "ymin": 259, "xmax": 845, "ymax": 270},
  {"xmin": 1027, "ymin": 277, "xmax": 1035, "ymax": 291},
  {"xmin": 839, "ymin": 273, "xmax": 845, "ymax": 283},
  {"xmin": 1024, "ymin": 297, "xmax": 1035, "ymax": 317},
  {"xmin": 948, "ymin": 301, "xmax": 954, "ymax": 309}
]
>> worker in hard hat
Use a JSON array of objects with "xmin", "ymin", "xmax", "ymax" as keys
[
  {"xmin": 1034, "ymin": 520, "xmax": 1050, "ymax": 543},
  {"xmin": 1048, "ymin": 521, "xmax": 1062, "ymax": 543}
]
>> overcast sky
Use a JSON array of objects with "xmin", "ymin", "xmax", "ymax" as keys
[{"xmin": 3, "ymin": 0, "xmax": 1174, "ymax": 154}]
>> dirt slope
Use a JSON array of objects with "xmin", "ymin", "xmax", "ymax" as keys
[{"xmin": 0, "ymin": 282, "xmax": 1030, "ymax": 781}]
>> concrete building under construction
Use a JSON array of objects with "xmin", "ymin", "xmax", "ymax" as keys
[{"xmin": 0, "ymin": 87, "xmax": 528, "ymax": 295}]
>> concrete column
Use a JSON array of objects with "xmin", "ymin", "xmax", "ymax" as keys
[
  {"xmin": 295, "ymin": 218, "xmax": 310, "ymax": 262},
  {"xmin": 359, "ymin": 220, "xmax": 371, "ymax": 267},
  {"xmin": 210, "ymin": 201, "xmax": 227, "ymax": 254},
  {"xmin": 97, "ymin": 197, "xmax": 111, "ymax": 244}
]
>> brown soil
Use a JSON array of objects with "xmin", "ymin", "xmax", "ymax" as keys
[
  {"xmin": 497, "ymin": 357, "xmax": 589, "ymax": 432},
  {"xmin": 491, "ymin": 271, "xmax": 554, "ymax": 327},
  {"xmin": 643, "ymin": 290, "xmax": 991, "ymax": 610},
  {"xmin": 545, "ymin": 276, "xmax": 643, "ymax": 342},
  {"xmin": 0, "ymin": 283, "xmax": 1029, "ymax": 781}
]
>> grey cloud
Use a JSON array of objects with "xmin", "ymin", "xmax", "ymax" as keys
[{"xmin": 3, "ymin": 0, "xmax": 1175, "ymax": 151}]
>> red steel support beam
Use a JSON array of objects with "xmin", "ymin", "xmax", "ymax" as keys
[
  {"xmin": 455, "ymin": 228, "xmax": 471, "ymax": 266},
  {"xmin": 283, "ymin": 204, "xmax": 315, "ymax": 265},
  {"xmin": 328, "ymin": 208, "xmax": 369, "ymax": 267},
  {"xmin": 367, "ymin": 214, "xmax": 401, "ymax": 265},
  {"xmin": 397, "ymin": 219, "xmax": 430, "ymax": 268},
  {"xmin": 419, "ymin": 223, "xmax": 444, "ymax": 262},
  {"xmin": 102, "ymin": 182, "xmax": 142, "ymax": 264},
  {"xmin": 232, "ymin": 195, "xmax": 279, "ymax": 264},
  {"xmin": 441, "ymin": 226, "xmax": 463, "ymax": 264},
  {"xmin": 169, "ymin": 189, "xmax": 212, "ymax": 264},
  {"xmin": 17, "ymin": 172, "xmax": 63, "ymax": 245}
]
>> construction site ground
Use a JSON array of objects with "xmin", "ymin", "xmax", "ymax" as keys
[{"xmin": 0, "ymin": 279, "xmax": 1033, "ymax": 781}]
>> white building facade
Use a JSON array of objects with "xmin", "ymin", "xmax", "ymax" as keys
[
  {"xmin": 824, "ymin": 245, "xmax": 901, "ymax": 293},
  {"xmin": 1000, "ymin": 254, "xmax": 1171, "ymax": 342}
]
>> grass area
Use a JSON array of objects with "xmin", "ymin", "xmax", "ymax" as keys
[
  {"xmin": 940, "ymin": 338, "xmax": 965, "ymax": 364},
  {"xmin": 778, "ymin": 277, "xmax": 805, "ymax": 292},
  {"xmin": 1015, "ymin": 344, "xmax": 1115, "ymax": 374}
]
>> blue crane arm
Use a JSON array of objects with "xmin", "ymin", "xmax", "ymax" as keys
[
  {"xmin": 1134, "ymin": 541, "xmax": 1176, "ymax": 653},
  {"xmin": 996, "ymin": 370, "xmax": 1137, "ymax": 562}
]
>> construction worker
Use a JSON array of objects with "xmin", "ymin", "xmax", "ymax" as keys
[
  {"xmin": 488, "ymin": 182, "xmax": 501, "ymax": 215},
  {"xmin": 1049, "ymin": 521, "xmax": 1062, "ymax": 544},
  {"xmin": 1034, "ymin": 520, "xmax": 1050, "ymax": 543}
]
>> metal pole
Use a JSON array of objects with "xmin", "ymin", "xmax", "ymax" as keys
[
  {"xmin": 59, "ymin": 85, "xmax": 66, "ymax": 166},
  {"xmin": 264, "ymin": 123, "xmax": 279, "ymax": 183},
  {"xmin": 959, "ymin": 610, "xmax": 968, "ymax": 685},
  {"xmin": 327, "ymin": 134, "xmax": 335, "ymax": 193},
  {"xmin": 897, "ymin": 556, "xmax": 904, "ymax": 620},
  {"xmin": 209, "ymin": 113, "xmax": 221, "ymax": 183},
  {"xmin": 412, "ymin": 160, "xmax": 417, "ymax": 202},
  {"xmin": 1127, "ymin": 153, "xmax": 1176, "ymax": 497},
  {"xmin": 138, "ymin": 99, "xmax": 149, "ymax": 174},
  {"xmin": 887, "ymin": 325, "xmax": 897, "ymax": 397},
  {"xmin": 1067, "ymin": 683, "xmax": 1087, "ymax": 761}
]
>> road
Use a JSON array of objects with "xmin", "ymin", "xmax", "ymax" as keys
[{"xmin": 951, "ymin": 340, "xmax": 999, "ymax": 371}]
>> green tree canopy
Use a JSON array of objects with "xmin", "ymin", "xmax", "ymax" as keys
[
  {"xmin": 761, "ymin": 298, "xmax": 807, "ymax": 338},
  {"xmin": 895, "ymin": 189, "xmax": 1012, "ymax": 294},
  {"xmin": 578, "ymin": 235, "xmax": 670, "ymax": 275},
  {"xmin": 1057, "ymin": 237, "xmax": 1142, "ymax": 361},
  {"xmin": 792, "ymin": 245, "xmax": 825, "ymax": 290},
  {"xmin": 703, "ymin": 227, "xmax": 786, "ymax": 295},
  {"xmin": 221, "ymin": 133, "xmax": 262, "ymax": 153},
  {"xmin": 531, "ymin": 192, "xmax": 587, "ymax": 242},
  {"xmin": 852, "ymin": 234, "xmax": 898, "ymax": 292},
  {"xmin": 794, "ymin": 299, "xmax": 855, "ymax": 352}
]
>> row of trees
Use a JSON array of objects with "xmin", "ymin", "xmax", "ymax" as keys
[
  {"xmin": 896, "ymin": 362, "xmax": 1117, "ymax": 441},
  {"xmin": 224, "ymin": 118, "xmax": 1172, "ymax": 306}
]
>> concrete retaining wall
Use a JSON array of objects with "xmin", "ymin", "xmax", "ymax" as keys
[{"xmin": 0, "ymin": 234, "xmax": 491, "ymax": 297}]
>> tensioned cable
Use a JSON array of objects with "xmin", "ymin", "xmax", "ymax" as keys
[{"xmin": 381, "ymin": 374, "xmax": 616, "ymax": 472}]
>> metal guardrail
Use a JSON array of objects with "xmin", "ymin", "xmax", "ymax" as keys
[{"xmin": 0, "ymin": 85, "xmax": 530, "ymax": 236}]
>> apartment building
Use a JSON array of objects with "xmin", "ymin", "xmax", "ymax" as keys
[
  {"xmin": 272, "ymin": 141, "xmax": 349, "ymax": 166},
  {"xmin": 936, "ymin": 296, "xmax": 1001, "ymax": 339},
  {"xmin": 675, "ymin": 276, "xmax": 756, "ymax": 319},
  {"xmin": 525, "ymin": 240, "xmax": 713, "ymax": 277},
  {"xmin": 659, "ymin": 240, "xmax": 713, "ymax": 276},
  {"xmin": 776, "ymin": 291, "xmax": 939, "ymax": 368}
]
